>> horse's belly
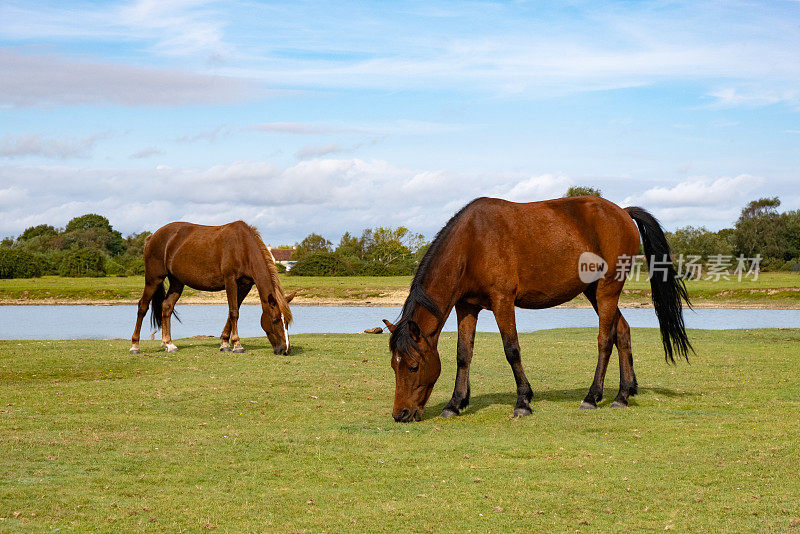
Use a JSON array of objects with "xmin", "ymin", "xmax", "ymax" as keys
[
  {"xmin": 167, "ymin": 264, "xmax": 225, "ymax": 292},
  {"xmin": 515, "ymin": 284, "xmax": 584, "ymax": 309}
]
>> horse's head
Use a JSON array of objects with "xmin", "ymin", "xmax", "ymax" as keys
[
  {"xmin": 261, "ymin": 290, "xmax": 296, "ymax": 355},
  {"xmin": 383, "ymin": 318, "xmax": 441, "ymax": 422}
]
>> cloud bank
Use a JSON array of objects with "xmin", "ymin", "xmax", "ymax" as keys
[{"xmin": 0, "ymin": 160, "xmax": 772, "ymax": 243}]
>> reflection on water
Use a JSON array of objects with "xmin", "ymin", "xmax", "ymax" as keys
[{"xmin": 1, "ymin": 305, "xmax": 798, "ymax": 340}]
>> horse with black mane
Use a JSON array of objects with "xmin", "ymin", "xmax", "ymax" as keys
[
  {"xmin": 383, "ymin": 196, "xmax": 691, "ymax": 422},
  {"xmin": 130, "ymin": 221, "xmax": 296, "ymax": 355}
]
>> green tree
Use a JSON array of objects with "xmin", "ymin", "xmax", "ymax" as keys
[
  {"xmin": 739, "ymin": 197, "xmax": 780, "ymax": 221},
  {"xmin": 59, "ymin": 248, "xmax": 107, "ymax": 277},
  {"xmin": 124, "ymin": 231, "xmax": 152, "ymax": 259},
  {"xmin": 564, "ymin": 186, "xmax": 602, "ymax": 197},
  {"xmin": 295, "ymin": 233, "xmax": 332, "ymax": 259},
  {"xmin": 666, "ymin": 226, "xmax": 735, "ymax": 259},
  {"xmin": 65, "ymin": 214, "xmax": 113, "ymax": 233},
  {"xmin": 781, "ymin": 210, "xmax": 800, "ymax": 261},
  {"xmin": 0, "ymin": 249, "xmax": 42, "ymax": 278},
  {"xmin": 335, "ymin": 231, "xmax": 365, "ymax": 259},
  {"xmin": 62, "ymin": 226, "xmax": 125, "ymax": 256},
  {"xmin": 363, "ymin": 226, "xmax": 426, "ymax": 274},
  {"xmin": 735, "ymin": 197, "xmax": 784, "ymax": 259},
  {"xmin": 19, "ymin": 224, "xmax": 58, "ymax": 241},
  {"xmin": 61, "ymin": 214, "xmax": 125, "ymax": 256}
]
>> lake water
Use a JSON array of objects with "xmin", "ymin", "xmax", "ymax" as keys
[{"xmin": 1, "ymin": 305, "xmax": 799, "ymax": 340}]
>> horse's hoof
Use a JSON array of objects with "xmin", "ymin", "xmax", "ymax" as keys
[
  {"xmin": 233, "ymin": 347, "xmax": 245, "ymax": 354},
  {"xmin": 610, "ymin": 400, "xmax": 628, "ymax": 408},
  {"xmin": 166, "ymin": 345, "xmax": 179, "ymax": 353},
  {"xmin": 440, "ymin": 408, "xmax": 460, "ymax": 418},
  {"xmin": 579, "ymin": 401, "xmax": 597, "ymax": 410},
  {"xmin": 219, "ymin": 346, "xmax": 231, "ymax": 352},
  {"xmin": 512, "ymin": 406, "xmax": 532, "ymax": 417},
  {"xmin": 129, "ymin": 348, "xmax": 140, "ymax": 355}
]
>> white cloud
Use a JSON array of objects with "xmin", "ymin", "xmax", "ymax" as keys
[
  {"xmin": 0, "ymin": 132, "xmax": 108, "ymax": 158},
  {"xmin": 0, "ymin": 160, "xmax": 786, "ymax": 242},
  {"xmin": 296, "ymin": 143, "xmax": 346, "ymax": 159},
  {"xmin": 117, "ymin": 0, "xmax": 229, "ymax": 59},
  {"xmin": 175, "ymin": 125, "xmax": 228, "ymax": 143},
  {"xmin": 0, "ymin": 186, "xmax": 27, "ymax": 207},
  {"xmin": 0, "ymin": 159, "xmax": 579, "ymax": 240},
  {"xmin": 708, "ymin": 88, "xmax": 799, "ymax": 108},
  {"xmin": 500, "ymin": 174, "xmax": 570, "ymax": 202},
  {"xmin": 249, "ymin": 122, "xmax": 348, "ymax": 135},
  {"xmin": 129, "ymin": 147, "xmax": 165, "ymax": 159},
  {"xmin": 623, "ymin": 175, "xmax": 763, "ymax": 208},
  {"xmin": 0, "ymin": 48, "xmax": 256, "ymax": 107}
]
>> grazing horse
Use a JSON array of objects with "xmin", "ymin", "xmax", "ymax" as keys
[
  {"xmin": 129, "ymin": 221, "xmax": 296, "ymax": 355},
  {"xmin": 383, "ymin": 196, "xmax": 691, "ymax": 422}
]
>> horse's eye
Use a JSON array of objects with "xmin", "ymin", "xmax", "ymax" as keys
[{"xmin": 409, "ymin": 362, "xmax": 419, "ymax": 373}]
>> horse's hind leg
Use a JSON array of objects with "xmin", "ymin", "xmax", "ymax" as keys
[
  {"xmin": 581, "ymin": 283, "xmax": 620, "ymax": 409},
  {"xmin": 220, "ymin": 281, "xmax": 252, "ymax": 352},
  {"xmin": 441, "ymin": 302, "xmax": 480, "ymax": 417},
  {"xmin": 610, "ymin": 312, "xmax": 637, "ymax": 408},
  {"xmin": 130, "ymin": 277, "xmax": 161, "ymax": 354},
  {"xmin": 493, "ymin": 297, "xmax": 533, "ymax": 417},
  {"xmin": 161, "ymin": 277, "xmax": 184, "ymax": 353}
]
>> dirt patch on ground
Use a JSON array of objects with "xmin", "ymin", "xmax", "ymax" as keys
[{"xmin": 3, "ymin": 292, "xmax": 799, "ymax": 309}]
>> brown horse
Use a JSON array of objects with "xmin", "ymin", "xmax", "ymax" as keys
[
  {"xmin": 383, "ymin": 196, "xmax": 691, "ymax": 422},
  {"xmin": 130, "ymin": 221, "xmax": 296, "ymax": 355}
]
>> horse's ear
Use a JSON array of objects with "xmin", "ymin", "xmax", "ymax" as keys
[
  {"xmin": 285, "ymin": 290, "xmax": 297, "ymax": 303},
  {"xmin": 407, "ymin": 320, "xmax": 421, "ymax": 342},
  {"xmin": 382, "ymin": 319, "xmax": 396, "ymax": 333},
  {"xmin": 267, "ymin": 294, "xmax": 278, "ymax": 307}
]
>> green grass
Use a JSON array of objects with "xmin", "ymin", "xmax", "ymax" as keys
[
  {"xmin": 2, "ymin": 329, "xmax": 799, "ymax": 532},
  {"xmin": 0, "ymin": 275, "xmax": 412, "ymax": 303},
  {"xmin": 0, "ymin": 272, "xmax": 799, "ymax": 306}
]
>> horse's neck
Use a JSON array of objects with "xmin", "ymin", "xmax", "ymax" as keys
[
  {"xmin": 251, "ymin": 263, "xmax": 277, "ymax": 307},
  {"xmin": 412, "ymin": 249, "xmax": 462, "ymax": 343}
]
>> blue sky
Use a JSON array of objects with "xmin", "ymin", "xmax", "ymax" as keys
[{"xmin": 1, "ymin": 0, "xmax": 799, "ymax": 244}]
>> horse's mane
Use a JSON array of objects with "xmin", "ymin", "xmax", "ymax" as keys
[
  {"xmin": 389, "ymin": 198, "xmax": 481, "ymax": 355},
  {"xmin": 248, "ymin": 225, "xmax": 293, "ymax": 324}
]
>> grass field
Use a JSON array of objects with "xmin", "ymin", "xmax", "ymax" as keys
[
  {"xmin": 1, "ymin": 272, "xmax": 799, "ymax": 307},
  {"xmin": 2, "ymin": 329, "xmax": 799, "ymax": 532}
]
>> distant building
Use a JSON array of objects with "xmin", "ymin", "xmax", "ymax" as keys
[{"xmin": 268, "ymin": 246, "xmax": 297, "ymax": 271}]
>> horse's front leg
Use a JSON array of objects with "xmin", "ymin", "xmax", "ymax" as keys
[
  {"xmin": 220, "ymin": 281, "xmax": 252, "ymax": 352},
  {"xmin": 130, "ymin": 277, "xmax": 161, "ymax": 354},
  {"xmin": 224, "ymin": 276, "xmax": 245, "ymax": 353},
  {"xmin": 441, "ymin": 302, "xmax": 480, "ymax": 417},
  {"xmin": 493, "ymin": 298, "xmax": 533, "ymax": 417}
]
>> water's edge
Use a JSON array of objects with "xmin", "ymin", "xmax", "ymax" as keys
[{"xmin": 2, "ymin": 305, "xmax": 799, "ymax": 340}]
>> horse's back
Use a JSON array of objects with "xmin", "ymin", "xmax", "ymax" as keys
[
  {"xmin": 454, "ymin": 196, "xmax": 640, "ymax": 308},
  {"xmin": 144, "ymin": 221, "xmax": 256, "ymax": 290}
]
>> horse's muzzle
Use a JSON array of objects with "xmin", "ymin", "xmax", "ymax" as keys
[
  {"xmin": 393, "ymin": 408, "xmax": 421, "ymax": 423},
  {"xmin": 274, "ymin": 346, "xmax": 290, "ymax": 356}
]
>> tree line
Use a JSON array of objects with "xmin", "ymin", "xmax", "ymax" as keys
[
  {"xmin": 1, "ymin": 190, "xmax": 798, "ymax": 278},
  {"xmin": 0, "ymin": 214, "xmax": 151, "ymax": 278}
]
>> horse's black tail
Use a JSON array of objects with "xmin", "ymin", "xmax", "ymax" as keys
[
  {"xmin": 150, "ymin": 281, "xmax": 166, "ymax": 330},
  {"xmin": 625, "ymin": 206, "xmax": 693, "ymax": 363}
]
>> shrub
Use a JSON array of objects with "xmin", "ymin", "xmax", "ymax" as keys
[
  {"xmin": 114, "ymin": 255, "xmax": 146, "ymax": 276},
  {"xmin": 38, "ymin": 251, "xmax": 66, "ymax": 275},
  {"xmin": 105, "ymin": 259, "xmax": 126, "ymax": 276},
  {"xmin": 59, "ymin": 248, "xmax": 107, "ymax": 277},
  {"xmin": 0, "ymin": 249, "xmax": 43, "ymax": 278},
  {"xmin": 290, "ymin": 252, "xmax": 350, "ymax": 276}
]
